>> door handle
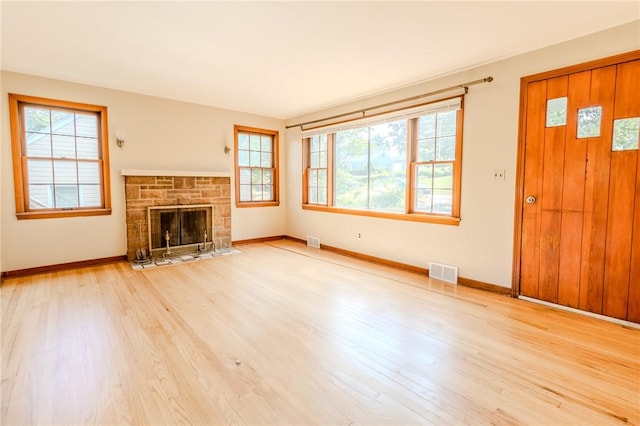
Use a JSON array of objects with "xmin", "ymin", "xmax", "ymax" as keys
[{"xmin": 525, "ymin": 195, "xmax": 537, "ymax": 204}]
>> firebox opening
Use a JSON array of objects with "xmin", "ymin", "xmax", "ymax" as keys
[{"xmin": 148, "ymin": 204, "xmax": 214, "ymax": 255}]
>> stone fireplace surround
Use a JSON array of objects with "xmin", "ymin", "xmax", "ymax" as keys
[{"xmin": 122, "ymin": 170, "xmax": 231, "ymax": 262}]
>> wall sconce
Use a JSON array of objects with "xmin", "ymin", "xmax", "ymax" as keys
[
  {"xmin": 224, "ymin": 145, "xmax": 231, "ymax": 155},
  {"xmin": 116, "ymin": 132, "xmax": 125, "ymax": 149}
]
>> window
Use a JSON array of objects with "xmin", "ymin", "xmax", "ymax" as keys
[
  {"xmin": 302, "ymin": 97, "xmax": 463, "ymax": 225},
  {"xmin": 234, "ymin": 125, "xmax": 279, "ymax": 207},
  {"xmin": 577, "ymin": 106, "xmax": 602, "ymax": 138},
  {"xmin": 8, "ymin": 94, "xmax": 111, "ymax": 219},
  {"xmin": 306, "ymin": 134, "xmax": 329, "ymax": 205},
  {"xmin": 413, "ymin": 110, "xmax": 458, "ymax": 215},
  {"xmin": 612, "ymin": 117, "xmax": 640, "ymax": 151},
  {"xmin": 546, "ymin": 97, "xmax": 568, "ymax": 127},
  {"xmin": 335, "ymin": 120, "xmax": 407, "ymax": 212}
]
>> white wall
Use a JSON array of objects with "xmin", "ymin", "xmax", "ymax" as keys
[
  {"xmin": 1, "ymin": 72, "xmax": 286, "ymax": 271},
  {"xmin": 284, "ymin": 21, "xmax": 640, "ymax": 288}
]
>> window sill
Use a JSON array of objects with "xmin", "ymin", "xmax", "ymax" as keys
[
  {"xmin": 235, "ymin": 201, "xmax": 280, "ymax": 208},
  {"xmin": 302, "ymin": 204, "xmax": 461, "ymax": 226},
  {"xmin": 16, "ymin": 208, "xmax": 112, "ymax": 220}
]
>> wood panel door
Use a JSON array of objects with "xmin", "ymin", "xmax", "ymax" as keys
[{"xmin": 514, "ymin": 52, "xmax": 640, "ymax": 323}]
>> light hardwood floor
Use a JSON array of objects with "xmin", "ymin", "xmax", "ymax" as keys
[{"xmin": 1, "ymin": 240, "xmax": 639, "ymax": 425}]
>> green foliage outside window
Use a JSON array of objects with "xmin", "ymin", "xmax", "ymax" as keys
[{"xmin": 335, "ymin": 120, "xmax": 407, "ymax": 212}]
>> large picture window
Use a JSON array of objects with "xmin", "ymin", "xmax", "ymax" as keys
[
  {"xmin": 8, "ymin": 94, "xmax": 111, "ymax": 220},
  {"xmin": 302, "ymin": 97, "xmax": 463, "ymax": 225},
  {"xmin": 335, "ymin": 120, "xmax": 407, "ymax": 212},
  {"xmin": 234, "ymin": 125, "xmax": 280, "ymax": 207}
]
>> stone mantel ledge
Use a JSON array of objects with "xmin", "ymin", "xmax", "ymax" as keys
[{"xmin": 121, "ymin": 170, "xmax": 230, "ymax": 177}]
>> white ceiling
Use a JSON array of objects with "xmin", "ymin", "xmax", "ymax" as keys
[{"xmin": 1, "ymin": 1, "xmax": 638, "ymax": 119}]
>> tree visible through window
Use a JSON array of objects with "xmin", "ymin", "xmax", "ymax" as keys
[
  {"xmin": 8, "ymin": 94, "xmax": 111, "ymax": 219},
  {"xmin": 335, "ymin": 120, "xmax": 407, "ymax": 212},
  {"xmin": 302, "ymin": 97, "xmax": 463, "ymax": 225}
]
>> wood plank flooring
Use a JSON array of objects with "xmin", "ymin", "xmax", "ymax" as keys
[{"xmin": 2, "ymin": 240, "xmax": 639, "ymax": 425}]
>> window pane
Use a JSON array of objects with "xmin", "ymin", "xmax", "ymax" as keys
[
  {"xmin": 251, "ymin": 168, "xmax": 262, "ymax": 184},
  {"xmin": 335, "ymin": 128, "xmax": 368, "ymax": 209},
  {"xmin": 436, "ymin": 136, "xmax": 456, "ymax": 161},
  {"xmin": 238, "ymin": 133, "xmax": 249, "ymax": 150},
  {"xmin": 433, "ymin": 189, "xmax": 453, "ymax": 214},
  {"xmin": 76, "ymin": 137, "xmax": 99, "ymax": 159},
  {"xmin": 263, "ymin": 169, "xmax": 273, "ymax": 184},
  {"xmin": 54, "ymin": 160, "xmax": 78, "ymax": 184},
  {"xmin": 28, "ymin": 184, "xmax": 53, "ymax": 209},
  {"xmin": 55, "ymin": 185, "xmax": 79, "ymax": 208},
  {"xmin": 311, "ymin": 136, "xmax": 319, "ymax": 152},
  {"xmin": 52, "ymin": 134, "xmax": 76, "ymax": 158},
  {"xmin": 250, "ymin": 151, "xmax": 260, "ymax": 167},
  {"xmin": 437, "ymin": 110, "xmax": 457, "ymax": 137},
  {"xmin": 79, "ymin": 185, "xmax": 101, "ymax": 207},
  {"xmin": 310, "ymin": 152, "xmax": 319, "ymax": 168},
  {"xmin": 25, "ymin": 133, "xmax": 52, "ymax": 157},
  {"xmin": 546, "ymin": 97, "xmax": 568, "ymax": 127},
  {"xmin": 415, "ymin": 188, "xmax": 432, "ymax": 212},
  {"xmin": 238, "ymin": 150, "xmax": 249, "ymax": 166},
  {"xmin": 75, "ymin": 113, "xmax": 97, "ymax": 137},
  {"xmin": 308, "ymin": 185, "xmax": 317, "ymax": 204},
  {"xmin": 370, "ymin": 173, "xmax": 405, "ymax": 212},
  {"xmin": 24, "ymin": 106, "xmax": 51, "ymax": 133},
  {"xmin": 335, "ymin": 121, "xmax": 407, "ymax": 212},
  {"xmin": 369, "ymin": 120, "xmax": 406, "ymax": 212},
  {"xmin": 317, "ymin": 169, "xmax": 327, "ymax": 187},
  {"xmin": 51, "ymin": 111, "xmax": 74, "ymax": 136},
  {"xmin": 240, "ymin": 184, "xmax": 251, "ymax": 201},
  {"xmin": 319, "ymin": 151, "xmax": 327, "ymax": 168},
  {"xmin": 416, "ymin": 164, "xmax": 433, "ymax": 188},
  {"xmin": 78, "ymin": 162, "xmax": 100, "ymax": 184},
  {"xmin": 263, "ymin": 185, "xmax": 273, "ymax": 201},
  {"xmin": 250, "ymin": 134, "xmax": 260, "ymax": 151},
  {"xmin": 261, "ymin": 136, "xmax": 272, "ymax": 152},
  {"xmin": 309, "ymin": 169, "xmax": 317, "ymax": 187},
  {"xmin": 261, "ymin": 152, "xmax": 272, "ymax": 168},
  {"xmin": 577, "ymin": 106, "xmax": 602, "ymax": 138},
  {"xmin": 414, "ymin": 158, "xmax": 440, "ymax": 210},
  {"xmin": 252, "ymin": 184, "xmax": 263, "ymax": 201},
  {"xmin": 239, "ymin": 168, "xmax": 251, "ymax": 184},
  {"xmin": 418, "ymin": 114, "xmax": 436, "ymax": 139},
  {"xmin": 27, "ymin": 159, "xmax": 53, "ymax": 184},
  {"xmin": 612, "ymin": 117, "xmax": 640, "ymax": 151},
  {"xmin": 433, "ymin": 163, "xmax": 453, "ymax": 189},
  {"xmin": 317, "ymin": 187, "xmax": 327, "ymax": 205},
  {"xmin": 417, "ymin": 138, "xmax": 435, "ymax": 162},
  {"xmin": 318, "ymin": 134, "xmax": 327, "ymax": 151}
]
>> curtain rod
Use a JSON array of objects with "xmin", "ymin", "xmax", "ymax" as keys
[{"xmin": 286, "ymin": 76, "xmax": 493, "ymax": 130}]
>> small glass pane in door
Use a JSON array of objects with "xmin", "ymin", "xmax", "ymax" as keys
[
  {"xmin": 612, "ymin": 117, "xmax": 640, "ymax": 151},
  {"xmin": 577, "ymin": 106, "xmax": 602, "ymax": 138},
  {"xmin": 546, "ymin": 97, "xmax": 567, "ymax": 127}
]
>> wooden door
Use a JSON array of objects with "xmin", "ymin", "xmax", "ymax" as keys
[{"xmin": 514, "ymin": 51, "xmax": 640, "ymax": 323}]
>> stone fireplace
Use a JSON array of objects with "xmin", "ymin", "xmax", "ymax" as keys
[{"xmin": 122, "ymin": 171, "xmax": 231, "ymax": 261}]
